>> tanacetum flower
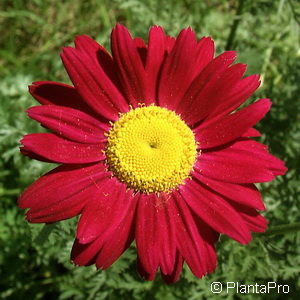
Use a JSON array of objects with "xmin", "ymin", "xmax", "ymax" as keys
[{"xmin": 19, "ymin": 24, "xmax": 287, "ymax": 283}]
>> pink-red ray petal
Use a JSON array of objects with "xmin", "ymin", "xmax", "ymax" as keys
[
  {"xmin": 158, "ymin": 28, "xmax": 198, "ymax": 110},
  {"xmin": 76, "ymin": 177, "xmax": 134, "ymax": 244},
  {"xmin": 191, "ymin": 37, "xmax": 215, "ymax": 79},
  {"xmin": 196, "ymin": 139, "xmax": 287, "ymax": 183},
  {"xmin": 134, "ymin": 37, "xmax": 147, "ymax": 48},
  {"xmin": 183, "ymin": 61, "xmax": 246, "ymax": 125},
  {"xmin": 170, "ymin": 192, "xmax": 217, "ymax": 277},
  {"xmin": 61, "ymin": 46, "xmax": 129, "ymax": 121},
  {"xmin": 95, "ymin": 194, "xmax": 137, "ymax": 269},
  {"xmin": 71, "ymin": 237, "xmax": 101, "ymax": 266},
  {"xmin": 72, "ymin": 192, "xmax": 137, "ymax": 269},
  {"xmin": 20, "ymin": 149, "xmax": 55, "ymax": 163},
  {"xmin": 229, "ymin": 202, "xmax": 268, "ymax": 233},
  {"xmin": 29, "ymin": 81, "xmax": 101, "ymax": 119},
  {"xmin": 165, "ymin": 36, "xmax": 176, "ymax": 53},
  {"xmin": 179, "ymin": 180, "xmax": 252, "ymax": 244},
  {"xmin": 135, "ymin": 194, "xmax": 159, "ymax": 275},
  {"xmin": 135, "ymin": 193, "xmax": 176, "ymax": 278},
  {"xmin": 111, "ymin": 24, "xmax": 148, "ymax": 107},
  {"xmin": 242, "ymin": 127, "xmax": 261, "ymax": 137},
  {"xmin": 74, "ymin": 34, "xmax": 123, "ymax": 91},
  {"xmin": 27, "ymin": 105, "xmax": 109, "ymax": 144},
  {"xmin": 157, "ymin": 195, "xmax": 177, "ymax": 275},
  {"xmin": 177, "ymin": 51, "xmax": 237, "ymax": 124},
  {"xmin": 21, "ymin": 133, "xmax": 105, "ymax": 164},
  {"xmin": 145, "ymin": 26, "xmax": 166, "ymax": 104},
  {"xmin": 19, "ymin": 163, "xmax": 109, "ymax": 222},
  {"xmin": 160, "ymin": 251, "xmax": 184, "ymax": 284},
  {"xmin": 195, "ymin": 99, "xmax": 271, "ymax": 149},
  {"xmin": 192, "ymin": 172, "xmax": 265, "ymax": 210},
  {"xmin": 134, "ymin": 37, "xmax": 147, "ymax": 67},
  {"xmin": 137, "ymin": 257, "xmax": 156, "ymax": 281},
  {"xmin": 26, "ymin": 194, "xmax": 86, "ymax": 224},
  {"xmin": 204, "ymin": 74, "xmax": 261, "ymax": 124}
]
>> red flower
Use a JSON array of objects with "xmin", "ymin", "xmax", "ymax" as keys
[{"xmin": 19, "ymin": 25, "xmax": 287, "ymax": 283}]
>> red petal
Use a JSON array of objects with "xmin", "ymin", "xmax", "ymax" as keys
[
  {"xmin": 72, "ymin": 191, "xmax": 137, "ymax": 269},
  {"xmin": 160, "ymin": 251, "xmax": 183, "ymax": 284},
  {"xmin": 137, "ymin": 257, "xmax": 156, "ymax": 281},
  {"xmin": 165, "ymin": 36, "xmax": 175, "ymax": 52},
  {"xmin": 95, "ymin": 194, "xmax": 137, "ymax": 269},
  {"xmin": 242, "ymin": 127, "xmax": 261, "ymax": 137},
  {"xmin": 205, "ymin": 74, "xmax": 261, "ymax": 124},
  {"xmin": 229, "ymin": 202, "xmax": 268, "ymax": 233},
  {"xmin": 145, "ymin": 26, "xmax": 166, "ymax": 104},
  {"xmin": 61, "ymin": 46, "xmax": 128, "ymax": 121},
  {"xmin": 71, "ymin": 237, "xmax": 101, "ymax": 266},
  {"xmin": 134, "ymin": 37, "xmax": 147, "ymax": 67},
  {"xmin": 170, "ymin": 192, "xmax": 217, "ymax": 277},
  {"xmin": 29, "ymin": 81, "xmax": 100, "ymax": 119},
  {"xmin": 20, "ymin": 149, "xmax": 54, "ymax": 163},
  {"xmin": 21, "ymin": 133, "xmax": 105, "ymax": 164},
  {"xmin": 74, "ymin": 35, "xmax": 122, "ymax": 91},
  {"xmin": 192, "ymin": 37, "xmax": 215, "ymax": 79},
  {"xmin": 195, "ymin": 99, "xmax": 271, "ymax": 149},
  {"xmin": 111, "ymin": 24, "xmax": 147, "ymax": 107},
  {"xmin": 177, "ymin": 51, "xmax": 237, "ymax": 124},
  {"xmin": 158, "ymin": 28, "xmax": 198, "ymax": 110},
  {"xmin": 135, "ymin": 193, "xmax": 176, "ymax": 277},
  {"xmin": 193, "ymin": 172, "xmax": 265, "ymax": 210},
  {"xmin": 157, "ymin": 196, "xmax": 177, "ymax": 275},
  {"xmin": 76, "ymin": 177, "xmax": 134, "ymax": 244},
  {"xmin": 134, "ymin": 37, "xmax": 147, "ymax": 48},
  {"xmin": 19, "ymin": 163, "xmax": 109, "ymax": 223},
  {"xmin": 179, "ymin": 180, "xmax": 252, "ymax": 244},
  {"xmin": 196, "ymin": 139, "xmax": 287, "ymax": 183},
  {"xmin": 27, "ymin": 105, "xmax": 109, "ymax": 144},
  {"xmin": 135, "ymin": 194, "xmax": 159, "ymax": 275}
]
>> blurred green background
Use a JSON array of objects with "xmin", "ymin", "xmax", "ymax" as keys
[{"xmin": 0, "ymin": 0, "xmax": 299, "ymax": 299}]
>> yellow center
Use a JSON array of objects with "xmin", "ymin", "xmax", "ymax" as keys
[{"xmin": 105, "ymin": 106, "xmax": 197, "ymax": 193}]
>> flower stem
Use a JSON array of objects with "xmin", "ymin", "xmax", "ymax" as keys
[
  {"xmin": 259, "ymin": 223, "xmax": 300, "ymax": 237},
  {"xmin": 225, "ymin": 0, "xmax": 245, "ymax": 50}
]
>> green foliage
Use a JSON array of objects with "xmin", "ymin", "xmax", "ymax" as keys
[{"xmin": 0, "ymin": 0, "xmax": 299, "ymax": 299}]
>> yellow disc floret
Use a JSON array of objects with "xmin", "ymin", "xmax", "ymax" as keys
[{"xmin": 105, "ymin": 106, "xmax": 197, "ymax": 193}]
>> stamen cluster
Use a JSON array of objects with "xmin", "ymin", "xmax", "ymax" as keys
[{"xmin": 106, "ymin": 106, "xmax": 197, "ymax": 193}]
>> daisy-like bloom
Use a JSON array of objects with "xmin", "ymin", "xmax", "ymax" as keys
[{"xmin": 19, "ymin": 24, "xmax": 287, "ymax": 283}]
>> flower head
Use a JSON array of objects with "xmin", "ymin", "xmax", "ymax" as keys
[{"xmin": 19, "ymin": 24, "xmax": 287, "ymax": 283}]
